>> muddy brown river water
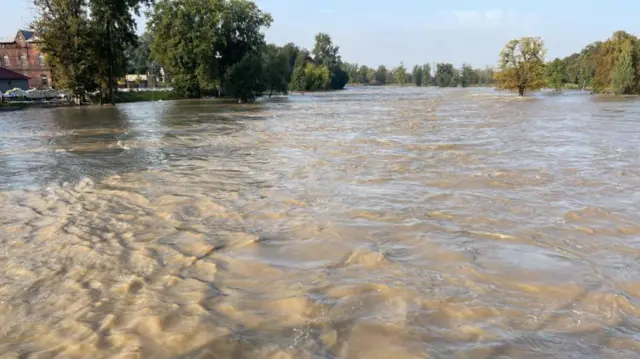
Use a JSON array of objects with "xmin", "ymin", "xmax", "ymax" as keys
[{"xmin": 0, "ymin": 87, "xmax": 639, "ymax": 358}]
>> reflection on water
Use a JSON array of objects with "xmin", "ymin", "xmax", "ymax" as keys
[{"xmin": 1, "ymin": 88, "xmax": 640, "ymax": 358}]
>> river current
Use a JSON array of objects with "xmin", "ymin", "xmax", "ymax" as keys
[{"xmin": 0, "ymin": 87, "xmax": 639, "ymax": 358}]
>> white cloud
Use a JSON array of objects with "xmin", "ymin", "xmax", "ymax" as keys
[
  {"xmin": 449, "ymin": 8, "xmax": 535, "ymax": 28},
  {"xmin": 484, "ymin": 9, "xmax": 503, "ymax": 22},
  {"xmin": 453, "ymin": 11, "xmax": 480, "ymax": 22}
]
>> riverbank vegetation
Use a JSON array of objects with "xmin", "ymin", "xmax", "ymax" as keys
[
  {"xmin": 31, "ymin": 0, "xmax": 349, "ymax": 104},
  {"xmin": 539, "ymin": 31, "xmax": 640, "ymax": 95},
  {"xmin": 342, "ymin": 62, "xmax": 495, "ymax": 88},
  {"xmin": 29, "ymin": 0, "xmax": 640, "ymax": 102}
]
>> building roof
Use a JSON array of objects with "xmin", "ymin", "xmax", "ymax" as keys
[
  {"xmin": 0, "ymin": 67, "xmax": 30, "ymax": 80},
  {"xmin": 18, "ymin": 30, "xmax": 35, "ymax": 41}
]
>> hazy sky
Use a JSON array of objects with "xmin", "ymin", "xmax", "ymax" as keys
[{"xmin": 2, "ymin": 0, "xmax": 639, "ymax": 68}]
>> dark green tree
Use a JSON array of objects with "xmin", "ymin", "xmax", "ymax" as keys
[
  {"xmin": 422, "ymin": 63, "xmax": 432, "ymax": 85},
  {"xmin": 375, "ymin": 65, "xmax": 388, "ymax": 85},
  {"xmin": 90, "ymin": 0, "xmax": 150, "ymax": 104},
  {"xmin": 412, "ymin": 65, "xmax": 424, "ymax": 86},
  {"xmin": 436, "ymin": 63, "xmax": 456, "ymax": 87},
  {"xmin": 460, "ymin": 63, "xmax": 474, "ymax": 87},
  {"xmin": 32, "ymin": 0, "xmax": 98, "ymax": 103},
  {"xmin": 224, "ymin": 52, "xmax": 265, "ymax": 102},
  {"xmin": 149, "ymin": 0, "xmax": 273, "ymax": 98},
  {"xmin": 312, "ymin": 33, "xmax": 347, "ymax": 89},
  {"xmin": 358, "ymin": 65, "xmax": 370, "ymax": 85},
  {"xmin": 611, "ymin": 40, "xmax": 636, "ymax": 94},
  {"xmin": 546, "ymin": 58, "xmax": 566, "ymax": 91},
  {"xmin": 263, "ymin": 44, "xmax": 290, "ymax": 96}
]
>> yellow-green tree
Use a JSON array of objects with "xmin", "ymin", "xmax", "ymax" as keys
[{"xmin": 495, "ymin": 37, "xmax": 547, "ymax": 96}]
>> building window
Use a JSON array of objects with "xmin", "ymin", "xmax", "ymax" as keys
[
  {"xmin": 19, "ymin": 53, "xmax": 27, "ymax": 66},
  {"xmin": 1, "ymin": 54, "xmax": 9, "ymax": 66},
  {"xmin": 38, "ymin": 54, "xmax": 46, "ymax": 66},
  {"xmin": 41, "ymin": 74, "xmax": 48, "ymax": 86}
]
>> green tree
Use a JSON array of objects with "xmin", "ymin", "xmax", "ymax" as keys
[
  {"xmin": 312, "ymin": 33, "xmax": 348, "ymax": 89},
  {"xmin": 395, "ymin": 63, "xmax": 407, "ymax": 86},
  {"xmin": 148, "ymin": 0, "xmax": 273, "ymax": 98},
  {"xmin": 289, "ymin": 66, "xmax": 307, "ymax": 91},
  {"xmin": 422, "ymin": 63, "xmax": 432, "ymax": 85},
  {"xmin": 224, "ymin": 52, "xmax": 265, "ymax": 102},
  {"xmin": 578, "ymin": 42, "xmax": 602, "ymax": 89},
  {"xmin": 263, "ymin": 44, "xmax": 290, "ymax": 96},
  {"xmin": 611, "ymin": 40, "xmax": 635, "ymax": 94},
  {"xmin": 304, "ymin": 63, "xmax": 331, "ymax": 90},
  {"xmin": 593, "ymin": 32, "xmax": 640, "ymax": 94},
  {"xmin": 375, "ymin": 65, "xmax": 388, "ymax": 85},
  {"xmin": 460, "ymin": 63, "xmax": 474, "ymax": 87},
  {"xmin": 125, "ymin": 32, "xmax": 161, "ymax": 76},
  {"xmin": 435, "ymin": 63, "xmax": 456, "ymax": 87},
  {"xmin": 546, "ymin": 58, "xmax": 566, "ymax": 91},
  {"xmin": 358, "ymin": 65, "xmax": 371, "ymax": 85},
  {"xmin": 412, "ymin": 65, "xmax": 424, "ymax": 86},
  {"xmin": 32, "ymin": 0, "xmax": 99, "ymax": 103},
  {"xmin": 495, "ymin": 37, "xmax": 547, "ymax": 96},
  {"xmin": 90, "ymin": 0, "xmax": 150, "ymax": 104}
]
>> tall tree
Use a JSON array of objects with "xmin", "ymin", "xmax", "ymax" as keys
[
  {"xmin": 611, "ymin": 40, "xmax": 635, "ymax": 95},
  {"xmin": 358, "ymin": 65, "xmax": 370, "ymax": 85},
  {"xmin": 395, "ymin": 63, "xmax": 407, "ymax": 86},
  {"xmin": 578, "ymin": 42, "xmax": 602, "ymax": 89},
  {"xmin": 546, "ymin": 58, "xmax": 566, "ymax": 91},
  {"xmin": 311, "ymin": 33, "xmax": 347, "ymax": 89},
  {"xmin": 460, "ymin": 63, "xmax": 474, "ymax": 87},
  {"xmin": 224, "ymin": 52, "xmax": 265, "ymax": 102},
  {"xmin": 33, "ymin": 0, "xmax": 98, "ymax": 103},
  {"xmin": 263, "ymin": 44, "xmax": 290, "ymax": 96},
  {"xmin": 435, "ymin": 63, "xmax": 456, "ymax": 87},
  {"xmin": 495, "ymin": 37, "xmax": 547, "ymax": 96},
  {"xmin": 148, "ymin": 0, "xmax": 272, "ymax": 98},
  {"xmin": 375, "ymin": 65, "xmax": 388, "ymax": 85},
  {"xmin": 412, "ymin": 65, "xmax": 424, "ymax": 86},
  {"xmin": 90, "ymin": 0, "xmax": 150, "ymax": 104},
  {"xmin": 422, "ymin": 63, "xmax": 432, "ymax": 85},
  {"xmin": 593, "ymin": 32, "xmax": 640, "ymax": 94}
]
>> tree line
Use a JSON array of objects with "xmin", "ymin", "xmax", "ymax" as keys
[
  {"xmin": 495, "ymin": 30, "xmax": 640, "ymax": 96},
  {"xmin": 32, "ymin": 0, "xmax": 348, "ymax": 104},
  {"xmin": 342, "ymin": 62, "xmax": 494, "ymax": 87},
  {"xmin": 31, "ymin": 0, "xmax": 640, "ymax": 102},
  {"xmin": 546, "ymin": 31, "xmax": 640, "ymax": 94}
]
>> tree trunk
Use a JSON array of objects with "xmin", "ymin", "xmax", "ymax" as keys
[
  {"xmin": 518, "ymin": 87, "xmax": 525, "ymax": 96},
  {"xmin": 107, "ymin": 20, "xmax": 114, "ymax": 105}
]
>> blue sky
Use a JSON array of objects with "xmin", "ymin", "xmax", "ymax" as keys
[{"xmin": 2, "ymin": 0, "xmax": 639, "ymax": 68}]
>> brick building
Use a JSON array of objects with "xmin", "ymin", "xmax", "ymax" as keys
[{"xmin": 0, "ymin": 30, "xmax": 52, "ymax": 89}]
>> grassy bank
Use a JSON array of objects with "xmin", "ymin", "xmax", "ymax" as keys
[{"xmin": 114, "ymin": 91, "xmax": 186, "ymax": 103}]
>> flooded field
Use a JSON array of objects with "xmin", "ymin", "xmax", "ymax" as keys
[{"xmin": 1, "ymin": 87, "xmax": 640, "ymax": 358}]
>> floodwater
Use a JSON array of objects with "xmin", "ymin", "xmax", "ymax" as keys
[{"xmin": 0, "ymin": 87, "xmax": 639, "ymax": 358}]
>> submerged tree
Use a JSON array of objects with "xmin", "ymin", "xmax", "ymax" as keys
[
  {"xmin": 374, "ymin": 65, "xmax": 388, "ymax": 85},
  {"xmin": 546, "ymin": 58, "xmax": 566, "ymax": 91},
  {"xmin": 611, "ymin": 40, "xmax": 636, "ymax": 94},
  {"xmin": 224, "ymin": 53, "xmax": 266, "ymax": 103},
  {"xmin": 149, "ymin": 0, "xmax": 272, "ymax": 98},
  {"xmin": 263, "ymin": 44, "xmax": 290, "ymax": 96},
  {"xmin": 435, "ymin": 63, "xmax": 456, "ymax": 87},
  {"xmin": 460, "ymin": 63, "xmax": 474, "ymax": 87},
  {"xmin": 32, "ymin": 0, "xmax": 98, "ymax": 103},
  {"xmin": 395, "ymin": 63, "xmax": 407, "ymax": 86},
  {"xmin": 412, "ymin": 65, "xmax": 424, "ymax": 87},
  {"xmin": 495, "ymin": 37, "xmax": 547, "ymax": 96}
]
